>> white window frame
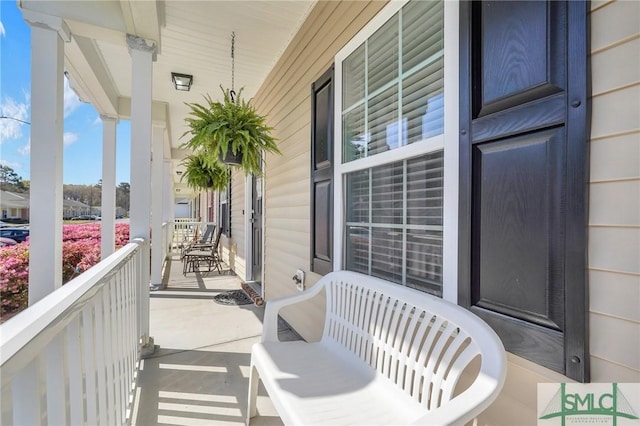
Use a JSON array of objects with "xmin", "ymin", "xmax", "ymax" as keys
[{"xmin": 333, "ymin": 0, "xmax": 459, "ymax": 302}]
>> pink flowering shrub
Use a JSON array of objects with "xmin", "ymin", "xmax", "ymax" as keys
[{"xmin": 1, "ymin": 223, "xmax": 130, "ymax": 321}]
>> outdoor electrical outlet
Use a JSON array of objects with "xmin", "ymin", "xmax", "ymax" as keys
[{"xmin": 293, "ymin": 269, "xmax": 305, "ymax": 291}]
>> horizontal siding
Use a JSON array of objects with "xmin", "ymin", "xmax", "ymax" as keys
[
  {"xmin": 588, "ymin": 227, "xmax": 640, "ymax": 274},
  {"xmin": 590, "ymin": 312, "xmax": 640, "ymax": 371},
  {"xmin": 590, "ymin": 133, "xmax": 640, "ymax": 181},
  {"xmin": 253, "ymin": 0, "xmax": 388, "ymax": 341},
  {"xmin": 476, "ymin": 354, "xmax": 573, "ymax": 425},
  {"xmin": 591, "ymin": 37, "xmax": 639, "ymax": 95},
  {"xmin": 590, "ymin": 85, "xmax": 640, "ymax": 139},
  {"xmin": 589, "ymin": 269, "xmax": 640, "ymax": 322},
  {"xmin": 589, "ymin": 180, "xmax": 639, "ymax": 225},
  {"xmin": 587, "ymin": 0, "xmax": 640, "ymax": 385},
  {"xmin": 590, "ymin": 0, "xmax": 639, "ymax": 53}
]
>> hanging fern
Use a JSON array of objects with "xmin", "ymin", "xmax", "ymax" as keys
[
  {"xmin": 181, "ymin": 87, "xmax": 280, "ymax": 176},
  {"xmin": 180, "ymin": 152, "xmax": 229, "ymax": 192}
]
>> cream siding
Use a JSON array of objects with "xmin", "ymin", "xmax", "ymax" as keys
[
  {"xmin": 248, "ymin": 0, "xmax": 639, "ymax": 421},
  {"xmin": 252, "ymin": 1, "xmax": 388, "ymax": 341},
  {"xmin": 587, "ymin": 0, "xmax": 640, "ymax": 384}
]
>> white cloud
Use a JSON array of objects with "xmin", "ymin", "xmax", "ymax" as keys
[
  {"xmin": 64, "ymin": 76, "xmax": 82, "ymax": 118},
  {"xmin": 0, "ymin": 96, "xmax": 29, "ymax": 143},
  {"xmin": 0, "ymin": 21, "xmax": 6, "ymax": 37},
  {"xmin": 0, "ymin": 159, "xmax": 23, "ymax": 170},
  {"xmin": 18, "ymin": 138, "xmax": 31, "ymax": 156},
  {"xmin": 63, "ymin": 132, "xmax": 79, "ymax": 146}
]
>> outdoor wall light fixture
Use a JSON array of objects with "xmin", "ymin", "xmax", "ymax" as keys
[
  {"xmin": 176, "ymin": 170, "xmax": 183, "ymax": 176},
  {"xmin": 171, "ymin": 72, "xmax": 193, "ymax": 91}
]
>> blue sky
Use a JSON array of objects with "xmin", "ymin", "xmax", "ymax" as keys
[{"xmin": 0, "ymin": 1, "xmax": 131, "ymax": 186}]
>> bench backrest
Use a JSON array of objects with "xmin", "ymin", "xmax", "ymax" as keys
[{"xmin": 320, "ymin": 271, "xmax": 506, "ymax": 413}]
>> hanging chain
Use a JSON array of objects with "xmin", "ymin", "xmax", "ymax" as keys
[{"xmin": 230, "ymin": 32, "xmax": 236, "ymax": 102}]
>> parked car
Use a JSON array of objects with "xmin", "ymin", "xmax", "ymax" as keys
[
  {"xmin": 71, "ymin": 215, "xmax": 99, "ymax": 221},
  {"xmin": 0, "ymin": 228, "xmax": 29, "ymax": 243},
  {"xmin": 0, "ymin": 237, "xmax": 18, "ymax": 247}
]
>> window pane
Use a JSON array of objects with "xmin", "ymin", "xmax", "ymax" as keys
[
  {"xmin": 371, "ymin": 227, "xmax": 402, "ymax": 284},
  {"xmin": 346, "ymin": 169, "xmax": 369, "ymax": 223},
  {"xmin": 346, "ymin": 225, "xmax": 369, "ymax": 274},
  {"xmin": 371, "ymin": 161, "xmax": 403, "ymax": 224},
  {"xmin": 368, "ymin": 13, "xmax": 399, "ymax": 94},
  {"xmin": 402, "ymin": 0, "xmax": 444, "ymax": 72},
  {"xmin": 402, "ymin": 58, "xmax": 444, "ymax": 144},
  {"xmin": 368, "ymin": 86, "xmax": 398, "ymax": 156},
  {"xmin": 406, "ymin": 151, "xmax": 443, "ymax": 226},
  {"xmin": 406, "ymin": 229, "xmax": 442, "ymax": 295},
  {"xmin": 343, "ymin": 105, "xmax": 366, "ymax": 162},
  {"xmin": 343, "ymin": 44, "xmax": 366, "ymax": 110}
]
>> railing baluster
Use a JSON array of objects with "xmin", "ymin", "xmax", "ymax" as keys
[
  {"xmin": 12, "ymin": 359, "xmax": 41, "ymax": 425},
  {"xmin": 94, "ymin": 288, "xmax": 108, "ymax": 426},
  {"xmin": 82, "ymin": 303, "xmax": 98, "ymax": 423},
  {"xmin": 111, "ymin": 276, "xmax": 123, "ymax": 424},
  {"xmin": 45, "ymin": 334, "xmax": 68, "ymax": 425},
  {"xmin": 102, "ymin": 285, "xmax": 115, "ymax": 424},
  {"xmin": 67, "ymin": 317, "xmax": 84, "ymax": 424}
]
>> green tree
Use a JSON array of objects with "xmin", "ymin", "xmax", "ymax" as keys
[
  {"xmin": 0, "ymin": 165, "xmax": 27, "ymax": 192},
  {"xmin": 116, "ymin": 182, "xmax": 130, "ymax": 213}
]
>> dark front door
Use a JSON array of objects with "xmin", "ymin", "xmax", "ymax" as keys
[
  {"xmin": 251, "ymin": 175, "xmax": 263, "ymax": 283},
  {"xmin": 459, "ymin": 1, "xmax": 589, "ymax": 381}
]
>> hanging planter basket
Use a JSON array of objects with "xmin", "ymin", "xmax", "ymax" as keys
[
  {"xmin": 180, "ymin": 87, "xmax": 280, "ymax": 176},
  {"xmin": 180, "ymin": 152, "xmax": 229, "ymax": 191},
  {"xmin": 219, "ymin": 147, "xmax": 243, "ymax": 166}
]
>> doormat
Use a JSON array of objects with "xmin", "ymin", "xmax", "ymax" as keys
[{"xmin": 213, "ymin": 289, "xmax": 252, "ymax": 305}]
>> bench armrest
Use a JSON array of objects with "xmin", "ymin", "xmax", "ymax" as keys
[{"xmin": 261, "ymin": 281, "xmax": 325, "ymax": 342}]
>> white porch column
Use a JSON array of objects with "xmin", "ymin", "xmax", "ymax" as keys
[
  {"xmin": 163, "ymin": 160, "xmax": 174, "ymax": 223},
  {"xmin": 101, "ymin": 115, "xmax": 118, "ymax": 259},
  {"xmin": 127, "ymin": 34, "xmax": 156, "ymax": 351},
  {"xmin": 24, "ymin": 12, "xmax": 71, "ymax": 305},
  {"xmin": 150, "ymin": 124, "xmax": 165, "ymax": 289}
]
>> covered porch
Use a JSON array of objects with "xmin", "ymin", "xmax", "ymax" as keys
[
  {"xmin": 132, "ymin": 252, "xmax": 300, "ymax": 426},
  {"xmin": 2, "ymin": 0, "xmax": 638, "ymax": 424}
]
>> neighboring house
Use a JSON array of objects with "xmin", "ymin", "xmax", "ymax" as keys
[
  {"xmin": 14, "ymin": 1, "xmax": 638, "ymax": 424},
  {"xmin": 0, "ymin": 191, "xmax": 30, "ymax": 220},
  {"xmin": 62, "ymin": 198, "xmax": 91, "ymax": 219}
]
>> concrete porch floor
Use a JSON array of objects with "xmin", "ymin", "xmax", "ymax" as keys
[{"xmin": 131, "ymin": 253, "xmax": 300, "ymax": 426}]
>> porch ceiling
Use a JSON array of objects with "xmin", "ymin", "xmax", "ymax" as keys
[{"xmin": 19, "ymin": 0, "xmax": 315, "ymax": 187}]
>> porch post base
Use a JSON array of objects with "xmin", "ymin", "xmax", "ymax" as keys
[
  {"xmin": 150, "ymin": 283, "xmax": 164, "ymax": 291},
  {"xmin": 141, "ymin": 337, "xmax": 159, "ymax": 359}
]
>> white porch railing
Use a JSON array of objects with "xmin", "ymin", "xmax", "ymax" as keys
[
  {"xmin": 0, "ymin": 238, "xmax": 147, "ymax": 426},
  {"xmin": 162, "ymin": 221, "xmax": 173, "ymax": 259},
  {"xmin": 171, "ymin": 219, "xmax": 215, "ymax": 249}
]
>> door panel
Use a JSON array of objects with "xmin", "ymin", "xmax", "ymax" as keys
[{"xmin": 460, "ymin": 0, "xmax": 589, "ymax": 381}]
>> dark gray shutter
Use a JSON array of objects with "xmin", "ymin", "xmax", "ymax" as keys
[
  {"xmin": 310, "ymin": 66, "xmax": 334, "ymax": 275},
  {"xmin": 459, "ymin": 1, "xmax": 589, "ymax": 381}
]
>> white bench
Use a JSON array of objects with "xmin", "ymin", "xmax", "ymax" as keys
[{"xmin": 247, "ymin": 271, "xmax": 507, "ymax": 426}]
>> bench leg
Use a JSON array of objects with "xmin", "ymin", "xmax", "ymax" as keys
[{"xmin": 246, "ymin": 364, "xmax": 260, "ymax": 425}]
